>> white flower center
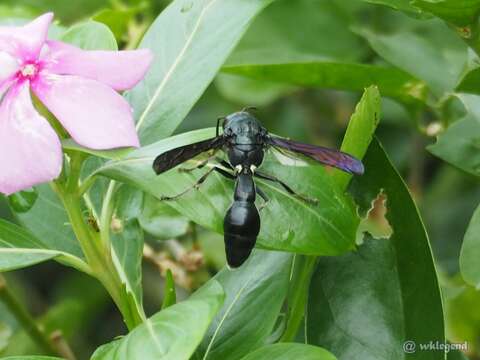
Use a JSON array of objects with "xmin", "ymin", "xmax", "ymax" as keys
[{"xmin": 20, "ymin": 64, "xmax": 38, "ymax": 78}]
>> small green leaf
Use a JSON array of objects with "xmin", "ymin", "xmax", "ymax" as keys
[
  {"xmin": 61, "ymin": 20, "xmax": 117, "ymax": 50},
  {"xmin": 97, "ymin": 128, "xmax": 359, "ymax": 256},
  {"xmin": 7, "ymin": 189, "xmax": 38, "ymax": 213},
  {"xmin": 412, "ymin": 0, "xmax": 480, "ymax": 27},
  {"xmin": 1, "ymin": 357, "xmax": 65, "ymax": 360},
  {"xmin": 460, "ymin": 203, "xmax": 480, "ymax": 288},
  {"xmin": 161, "ymin": 269, "xmax": 176, "ymax": 309},
  {"xmin": 239, "ymin": 343, "xmax": 336, "ymax": 360},
  {"xmin": 223, "ymin": 62, "xmax": 425, "ymax": 105},
  {"xmin": 0, "ymin": 219, "xmax": 88, "ymax": 273},
  {"xmin": 91, "ymin": 280, "xmax": 224, "ymax": 360},
  {"xmin": 138, "ymin": 195, "xmax": 190, "ymax": 240},
  {"xmin": 307, "ymin": 139, "xmax": 445, "ymax": 360},
  {"xmin": 127, "ymin": 0, "xmax": 276, "ymax": 144},
  {"xmin": 193, "ymin": 250, "xmax": 293, "ymax": 360}
]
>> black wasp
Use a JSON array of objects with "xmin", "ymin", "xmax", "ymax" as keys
[{"xmin": 153, "ymin": 109, "xmax": 364, "ymax": 269}]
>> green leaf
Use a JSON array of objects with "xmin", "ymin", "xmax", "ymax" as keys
[
  {"xmin": 110, "ymin": 185, "xmax": 146, "ymax": 320},
  {"xmin": 161, "ymin": 269, "xmax": 176, "ymax": 309},
  {"xmin": 62, "ymin": 139, "xmax": 134, "ymax": 160},
  {"xmin": 91, "ymin": 280, "xmax": 224, "ymax": 360},
  {"xmin": 12, "ymin": 185, "xmax": 83, "ymax": 259},
  {"xmin": 0, "ymin": 219, "xmax": 88, "ymax": 273},
  {"xmin": 93, "ymin": 7, "xmax": 138, "ymax": 42},
  {"xmin": 138, "ymin": 195, "xmax": 190, "ymax": 240},
  {"xmin": 460, "ymin": 203, "xmax": 480, "ymax": 288},
  {"xmin": 127, "ymin": 0, "xmax": 275, "ymax": 145},
  {"xmin": 447, "ymin": 350, "xmax": 469, "ymax": 360},
  {"xmin": 333, "ymin": 86, "xmax": 381, "ymax": 189},
  {"xmin": 61, "ymin": 20, "xmax": 117, "ymax": 50},
  {"xmin": 356, "ymin": 23, "xmax": 466, "ymax": 97},
  {"xmin": 97, "ymin": 128, "xmax": 359, "ymax": 256},
  {"xmin": 239, "ymin": 343, "xmax": 336, "ymax": 360},
  {"xmin": 362, "ymin": 0, "xmax": 425, "ymax": 16},
  {"xmin": 412, "ymin": 0, "xmax": 480, "ymax": 27},
  {"xmin": 222, "ymin": 62, "xmax": 426, "ymax": 105},
  {"xmin": 428, "ymin": 94, "xmax": 480, "ymax": 176},
  {"xmin": 307, "ymin": 139, "xmax": 445, "ymax": 360},
  {"xmin": 193, "ymin": 250, "xmax": 293, "ymax": 360}
]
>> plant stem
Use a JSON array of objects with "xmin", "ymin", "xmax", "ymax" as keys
[
  {"xmin": 0, "ymin": 275, "xmax": 58, "ymax": 356},
  {"xmin": 54, "ymin": 155, "xmax": 144, "ymax": 330}
]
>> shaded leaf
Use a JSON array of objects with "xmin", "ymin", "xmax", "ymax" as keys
[
  {"xmin": 0, "ymin": 219, "xmax": 88, "ymax": 273},
  {"xmin": 128, "ymin": 0, "xmax": 275, "ymax": 145},
  {"xmin": 7, "ymin": 189, "xmax": 38, "ymax": 213},
  {"xmin": 12, "ymin": 185, "xmax": 83, "ymax": 259},
  {"xmin": 362, "ymin": 0, "xmax": 425, "ymax": 16},
  {"xmin": 307, "ymin": 139, "xmax": 445, "ymax": 360},
  {"xmin": 193, "ymin": 250, "xmax": 293, "ymax": 360},
  {"xmin": 356, "ymin": 23, "xmax": 466, "ymax": 97},
  {"xmin": 91, "ymin": 280, "xmax": 224, "ymax": 360},
  {"xmin": 239, "ymin": 343, "xmax": 336, "ymax": 360},
  {"xmin": 97, "ymin": 128, "xmax": 359, "ymax": 256}
]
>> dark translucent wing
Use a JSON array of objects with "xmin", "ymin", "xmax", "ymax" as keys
[
  {"xmin": 153, "ymin": 136, "xmax": 225, "ymax": 174},
  {"xmin": 267, "ymin": 136, "xmax": 364, "ymax": 175}
]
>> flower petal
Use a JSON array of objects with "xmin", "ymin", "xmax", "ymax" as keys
[
  {"xmin": 32, "ymin": 74, "xmax": 140, "ymax": 149},
  {"xmin": 0, "ymin": 51, "xmax": 19, "ymax": 83},
  {"xmin": 0, "ymin": 13, "xmax": 53, "ymax": 60},
  {"xmin": 43, "ymin": 41, "xmax": 153, "ymax": 91},
  {"xmin": 0, "ymin": 81, "xmax": 62, "ymax": 195}
]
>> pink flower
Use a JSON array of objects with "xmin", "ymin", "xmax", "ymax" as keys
[{"xmin": 0, "ymin": 13, "xmax": 153, "ymax": 195}]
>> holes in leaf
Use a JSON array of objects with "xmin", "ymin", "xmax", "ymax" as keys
[{"xmin": 356, "ymin": 190, "xmax": 393, "ymax": 244}]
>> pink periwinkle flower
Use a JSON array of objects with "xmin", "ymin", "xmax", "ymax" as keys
[{"xmin": 0, "ymin": 13, "xmax": 153, "ymax": 195}]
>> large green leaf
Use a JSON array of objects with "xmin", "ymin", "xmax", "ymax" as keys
[
  {"xmin": 239, "ymin": 343, "xmax": 336, "ymax": 360},
  {"xmin": 127, "ymin": 0, "xmax": 275, "ymax": 145},
  {"xmin": 91, "ymin": 280, "xmax": 224, "ymax": 360},
  {"xmin": 223, "ymin": 62, "xmax": 425, "ymax": 105},
  {"xmin": 96, "ymin": 128, "xmax": 359, "ymax": 256},
  {"xmin": 193, "ymin": 250, "xmax": 292, "ymax": 360},
  {"xmin": 412, "ymin": 0, "xmax": 480, "ymax": 27},
  {"xmin": 60, "ymin": 20, "xmax": 117, "ymax": 50},
  {"xmin": 0, "ymin": 219, "xmax": 88, "ymax": 273},
  {"xmin": 428, "ymin": 94, "xmax": 480, "ymax": 176},
  {"xmin": 460, "ymin": 203, "xmax": 480, "ymax": 288},
  {"xmin": 307, "ymin": 139, "xmax": 445, "ymax": 360}
]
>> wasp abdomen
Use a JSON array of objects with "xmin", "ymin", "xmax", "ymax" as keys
[{"xmin": 223, "ymin": 173, "xmax": 260, "ymax": 268}]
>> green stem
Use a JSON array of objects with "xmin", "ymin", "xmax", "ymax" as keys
[
  {"xmin": 54, "ymin": 155, "xmax": 143, "ymax": 330},
  {"xmin": 0, "ymin": 275, "xmax": 58, "ymax": 355},
  {"xmin": 280, "ymin": 256, "xmax": 316, "ymax": 342}
]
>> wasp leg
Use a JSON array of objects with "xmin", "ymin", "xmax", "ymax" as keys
[
  {"xmin": 256, "ymin": 186, "xmax": 269, "ymax": 211},
  {"xmin": 254, "ymin": 170, "xmax": 318, "ymax": 205},
  {"xmin": 161, "ymin": 167, "xmax": 216, "ymax": 201},
  {"xmin": 161, "ymin": 166, "xmax": 234, "ymax": 201}
]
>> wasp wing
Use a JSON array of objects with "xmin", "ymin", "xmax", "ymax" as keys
[
  {"xmin": 267, "ymin": 136, "xmax": 364, "ymax": 175},
  {"xmin": 153, "ymin": 136, "xmax": 225, "ymax": 174}
]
